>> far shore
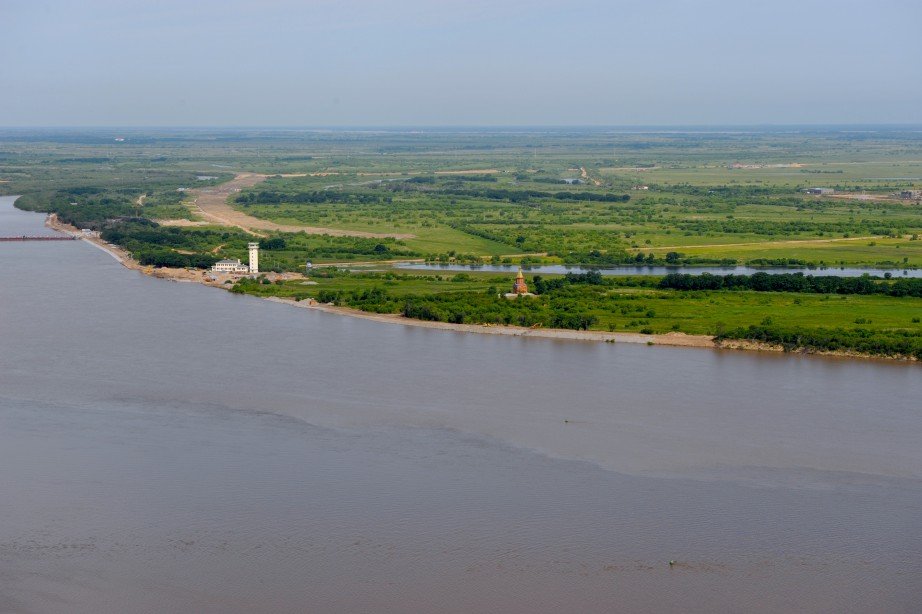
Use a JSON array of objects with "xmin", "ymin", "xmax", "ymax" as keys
[{"xmin": 44, "ymin": 213, "xmax": 917, "ymax": 362}]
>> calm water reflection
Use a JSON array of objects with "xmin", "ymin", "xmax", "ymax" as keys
[{"xmin": 1, "ymin": 195, "xmax": 921, "ymax": 613}]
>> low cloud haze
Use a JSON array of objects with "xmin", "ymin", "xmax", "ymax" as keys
[{"xmin": 1, "ymin": 0, "xmax": 920, "ymax": 126}]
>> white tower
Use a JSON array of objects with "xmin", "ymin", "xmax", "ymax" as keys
[{"xmin": 248, "ymin": 242, "xmax": 259, "ymax": 274}]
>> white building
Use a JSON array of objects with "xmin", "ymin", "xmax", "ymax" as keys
[
  {"xmin": 248, "ymin": 242, "xmax": 259, "ymax": 274},
  {"xmin": 210, "ymin": 243, "xmax": 259, "ymax": 275},
  {"xmin": 212, "ymin": 259, "xmax": 250, "ymax": 274}
]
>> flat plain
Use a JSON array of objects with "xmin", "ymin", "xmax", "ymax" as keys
[{"xmin": 2, "ymin": 127, "xmax": 921, "ymax": 358}]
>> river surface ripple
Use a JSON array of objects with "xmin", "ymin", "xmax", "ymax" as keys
[{"xmin": 1, "ymin": 195, "xmax": 920, "ymax": 613}]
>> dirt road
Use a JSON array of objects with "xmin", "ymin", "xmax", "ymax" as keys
[
  {"xmin": 173, "ymin": 172, "xmax": 414, "ymax": 239},
  {"xmin": 579, "ymin": 166, "xmax": 602, "ymax": 186}
]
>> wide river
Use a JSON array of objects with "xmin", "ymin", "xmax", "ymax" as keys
[{"xmin": 1, "ymin": 195, "xmax": 920, "ymax": 613}]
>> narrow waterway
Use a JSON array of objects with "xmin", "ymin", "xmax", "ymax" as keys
[
  {"xmin": 1, "ymin": 195, "xmax": 920, "ymax": 613},
  {"xmin": 396, "ymin": 262, "xmax": 922, "ymax": 277}
]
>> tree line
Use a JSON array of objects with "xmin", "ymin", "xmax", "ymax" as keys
[
  {"xmin": 236, "ymin": 191, "xmax": 390, "ymax": 205},
  {"xmin": 718, "ymin": 325, "xmax": 922, "ymax": 360},
  {"xmin": 659, "ymin": 272, "xmax": 922, "ymax": 297}
]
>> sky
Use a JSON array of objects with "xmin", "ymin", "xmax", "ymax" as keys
[{"xmin": 1, "ymin": 0, "xmax": 920, "ymax": 126}]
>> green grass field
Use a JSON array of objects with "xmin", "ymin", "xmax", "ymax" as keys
[
  {"xmin": 6, "ymin": 127, "xmax": 922, "ymax": 270},
  {"xmin": 642, "ymin": 237, "xmax": 922, "ymax": 267},
  {"xmin": 239, "ymin": 269, "xmax": 922, "ymax": 337}
]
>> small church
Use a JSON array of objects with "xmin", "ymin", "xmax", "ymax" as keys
[{"xmin": 505, "ymin": 268, "xmax": 534, "ymax": 298}]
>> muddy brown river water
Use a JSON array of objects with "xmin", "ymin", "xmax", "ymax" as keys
[{"xmin": 1, "ymin": 196, "xmax": 920, "ymax": 613}]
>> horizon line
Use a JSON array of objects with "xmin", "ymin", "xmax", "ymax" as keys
[{"xmin": 2, "ymin": 123, "xmax": 922, "ymax": 131}]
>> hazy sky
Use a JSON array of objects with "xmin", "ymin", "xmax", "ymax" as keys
[{"xmin": 2, "ymin": 0, "xmax": 920, "ymax": 126}]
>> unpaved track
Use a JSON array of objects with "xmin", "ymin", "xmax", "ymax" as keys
[{"xmin": 181, "ymin": 172, "xmax": 414, "ymax": 239}]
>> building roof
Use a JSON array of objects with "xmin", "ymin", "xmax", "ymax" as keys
[
  {"xmin": 516, "ymin": 268, "xmax": 525, "ymax": 280},
  {"xmin": 215, "ymin": 259, "xmax": 241, "ymax": 264}
]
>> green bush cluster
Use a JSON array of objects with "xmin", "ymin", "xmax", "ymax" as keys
[
  {"xmin": 718, "ymin": 325, "xmax": 922, "ymax": 360},
  {"xmin": 660, "ymin": 272, "xmax": 922, "ymax": 297}
]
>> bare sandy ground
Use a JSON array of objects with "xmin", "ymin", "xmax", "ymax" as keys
[
  {"xmin": 156, "ymin": 219, "xmax": 212, "ymax": 227},
  {"xmin": 176, "ymin": 172, "xmax": 414, "ymax": 239},
  {"xmin": 579, "ymin": 166, "xmax": 602, "ymax": 186}
]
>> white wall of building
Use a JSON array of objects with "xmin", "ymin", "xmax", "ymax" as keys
[{"xmin": 248, "ymin": 242, "xmax": 259, "ymax": 274}]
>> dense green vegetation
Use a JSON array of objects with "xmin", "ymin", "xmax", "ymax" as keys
[
  {"xmin": 5, "ymin": 127, "xmax": 922, "ymax": 270},
  {"xmin": 718, "ymin": 326, "xmax": 922, "ymax": 360},
  {"xmin": 660, "ymin": 272, "xmax": 922, "ymax": 297},
  {"xmin": 231, "ymin": 269, "xmax": 922, "ymax": 359},
  {"xmin": 3, "ymin": 127, "xmax": 920, "ymax": 359}
]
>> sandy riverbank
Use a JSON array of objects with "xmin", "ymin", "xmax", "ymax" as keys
[
  {"xmin": 263, "ymin": 296, "xmax": 718, "ymax": 348},
  {"xmin": 44, "ymin": 211, "xmax": 717, "ymax": 349},
  {"xmin": 265, "ymin": 299, "xmax": 918, "ymax": 361},
  {"xmin": 44, "ymin": 213, "xmax": 916, "ymax": 361}
]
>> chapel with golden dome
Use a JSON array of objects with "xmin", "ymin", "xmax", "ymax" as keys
[{"xmin": 511, "ymin": 268, "xmax": 528, "ymax": 294}]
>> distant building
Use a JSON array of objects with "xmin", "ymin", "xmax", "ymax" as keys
[
  {"xmin": 898, "ymin": 190, "xmax": 921, "ymax": 199},
  {"xmin": 212, "ymin": 259, "xmax": 250, "ymax": 274},
  {"xmin": 562, "ymin": 178, "xmax": 582, "ymax": 185},
  {"xmin": 804, "ymin": 187, "xmax": 835, "ymax": 195}
]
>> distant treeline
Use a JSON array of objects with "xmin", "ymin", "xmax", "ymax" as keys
[
  {"xmin": 236, "ymin": 191, "xmax": 390, "ymax": 205},
  {"xmin": 235, "ymin": 184, "xmax": 628, "ymax": 208},
  {"xmin": 380, "ymin": 182, "xmax": 631, "ymax": 203},
  {"xmin": 659, "ymin": 272, "xmax": 922, "ymax": 297},
  {"xmin": 136, "ymin": 250, "xmax": 218, "ymax": 268},
  {"xmin": 531, "ymin": 271, "xmax": 605, "ymax": 294},
  {"xmin": 442, "ymin": 188, "xmax": 630, "ymax": 203},
  {"xmin": 440, "ymin": 174, "xmax": 498, "ymax": 183},
  {"xmin": 15, "ymin": 191, "xmax": 136, "ymax": 229},
  {"xmin": 675, "ymin": 218, "xmax": 906, "ymax": 237}
]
